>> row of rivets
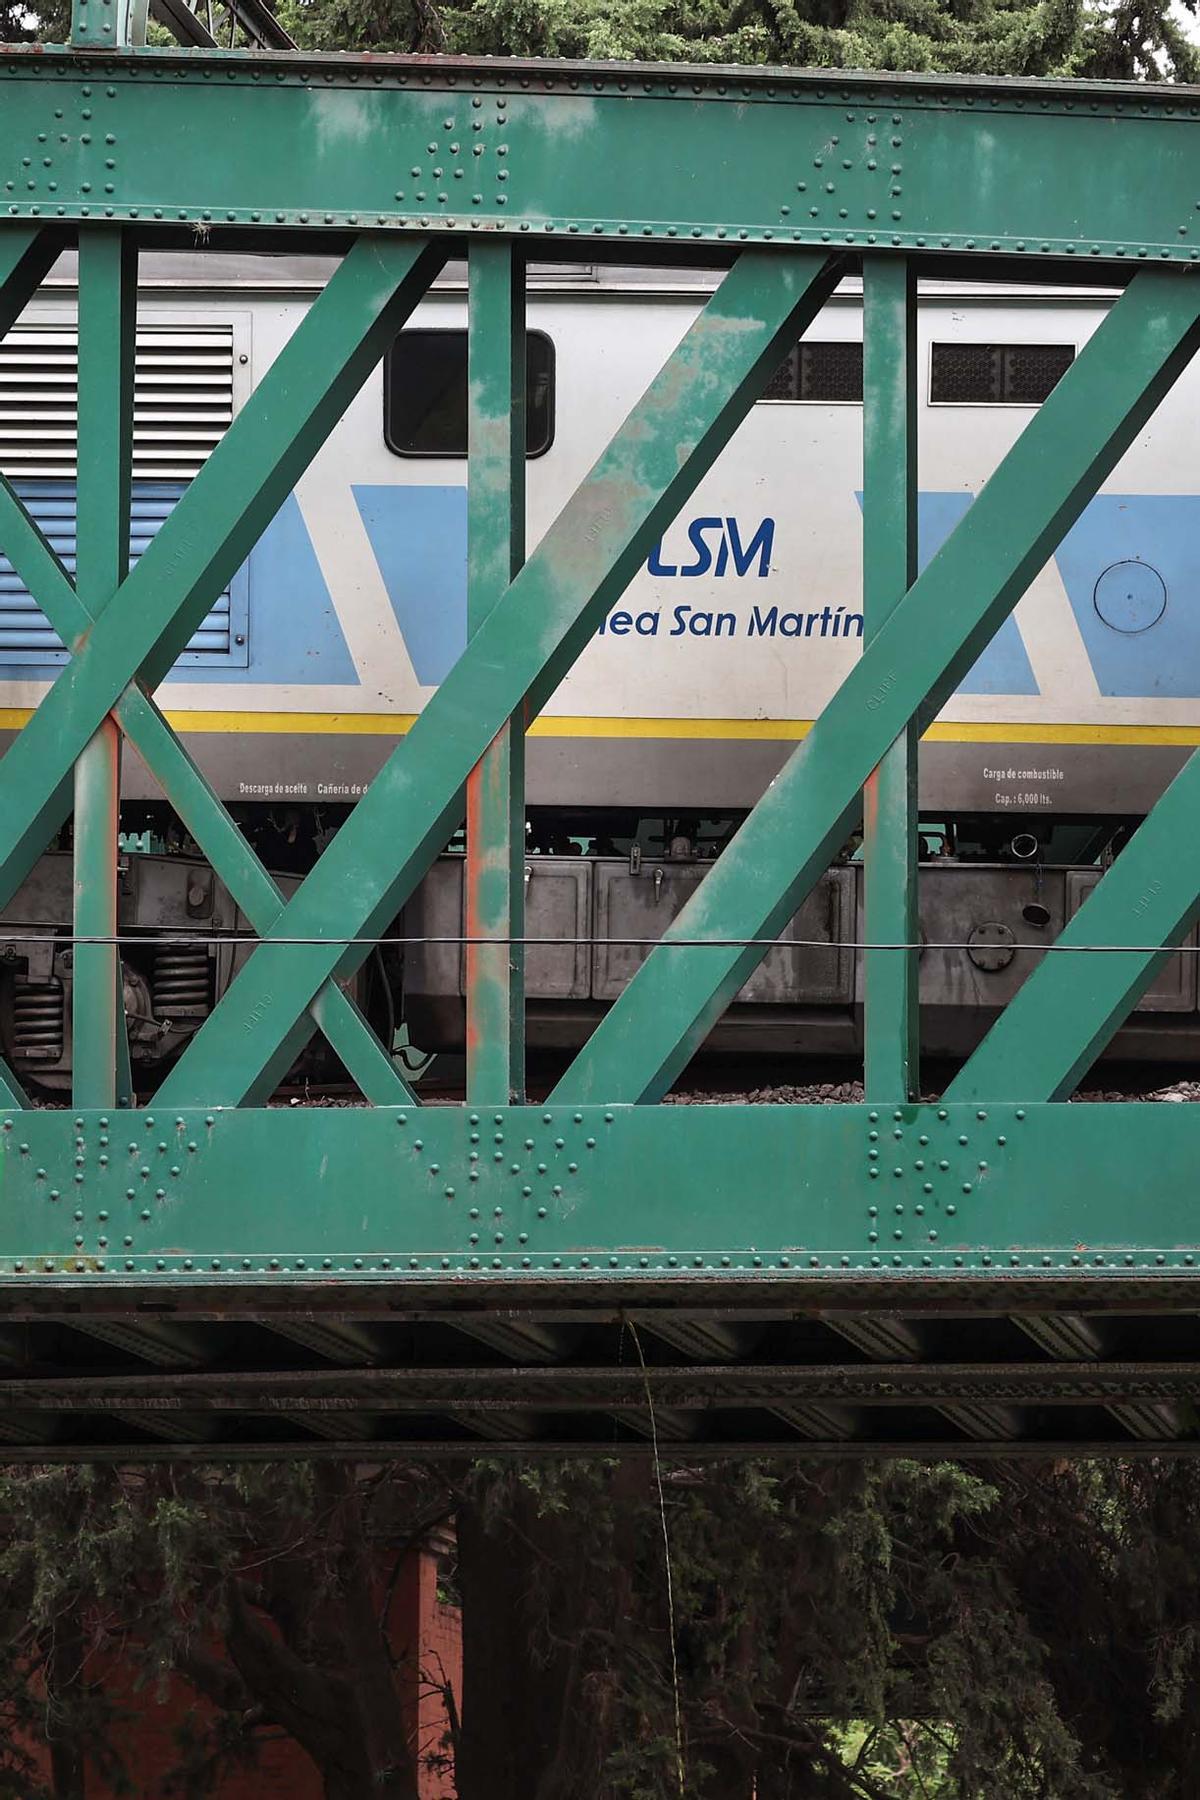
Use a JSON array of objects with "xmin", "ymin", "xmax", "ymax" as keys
[
  {"xmin": 12, "ymin": 60, "xmax": 1200, "ymax": 120},
  {"xmin": 2, "ymin": 1248, "xmax": 1189, "ymax": 1275},
  {"xmin": 3, "ymin": 182, "xmax": 1196, "ymax": 264}
]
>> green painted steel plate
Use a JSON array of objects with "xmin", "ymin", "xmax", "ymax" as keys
[
  {"xmin": 2, "ymin": 1102, "xmax": 1198, "ymax": 1283},
  {"xmin": 3, "ymin": 51, "xmax": 1200, "ymax": 262}
]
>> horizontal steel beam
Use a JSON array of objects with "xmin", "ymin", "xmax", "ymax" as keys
[
  {"xmin": 7, "ymin": 1360, "xmax": 1198, "ymax": 1409},
  {"xmin": 1, "ymin": 1439, "xmax": 1195, "ymax": 1463},
  {"xmin": 3, "ymin": 1102, "xmax": 1200, "ymax": 1281},
  {"xmin": 2, "ymin": 52, "xmax": 1200, "ymax": 264}
]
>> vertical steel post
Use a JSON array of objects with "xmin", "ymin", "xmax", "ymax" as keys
[
  {"xmin": 72, "ymin": 229, "xmax": 136, "ymax": 1109},
  {"xmin": 465, "ymin": 243, "xmax": 527, "ymax": 1103},
  {"xmin": 70, "ymin": 0, "xmax": 148, "ymax": 48},
  {"xmin": 862, "ymin": 257, "xmax": 919, "ymax": 1100}
]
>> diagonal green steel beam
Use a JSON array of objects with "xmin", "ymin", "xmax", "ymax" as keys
[
  {"xmin": 0, "ymin": 1059, "xmax": 30, "ymax": 1110},
  {"xmin": 116, "ymin": 691, "xmax": 418, "ymax": 1105},
  {"xmin": 549, "ymin": 268, "xmax": 1200, "ymax": 1105},
  {"xmin": 154, "ymin": 250, "xmax": 845, "ymax": 1107},
  {"xmin": 0, "ymin": 478, "xmax": 78, "ymax": 607},
  {"xmin": 946, "ymin": 751, "xmax": 1200, "ymax": 1102},
  {"xmin": 0, "ymin": 233, "xmax": 447, "ymax": 913},
  {"xmin": 0, "ymin": 228, "xmax": 62, "ymax": 336},
  {"xmin": 0, "ymin": 472, "xmax": 416, "ymax": 1105}
]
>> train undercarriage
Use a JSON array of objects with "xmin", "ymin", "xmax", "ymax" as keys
[{"xmin": 1, "ymin": 806, "xmax": 1194, "ymax": 1095}]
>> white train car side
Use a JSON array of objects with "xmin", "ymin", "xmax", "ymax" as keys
[{"xmin": 3, "ymin": 256, "xmax": 1199, "ymax": 1078}]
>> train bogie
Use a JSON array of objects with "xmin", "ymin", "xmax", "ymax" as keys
[{"xmin": 403, "ymin": 850, "xmax": 1200, "ymax": 1062}]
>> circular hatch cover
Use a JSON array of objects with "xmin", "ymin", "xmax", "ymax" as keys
[{"xmin": 1093, "ymin": 560, "xmax": 1167, "ymax": 633}]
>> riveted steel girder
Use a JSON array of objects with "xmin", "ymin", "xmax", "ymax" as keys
[
  {"xmin": 3, "ymin": 50, "xmax": 1200, "ymax": 268},
  {"xmin": 2, "ymin": 1101, "xmax": 1200, "ymax": 1280},
  {"xmin": 5, "ymin": 49, "xmax": 1200, "ymax": 1457}
]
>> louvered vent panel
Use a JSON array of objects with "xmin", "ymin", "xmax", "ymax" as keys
[
  {"xmin": 0, "ymin": 323, "xmax": 239, "ymax": 663},
  {"xmin": 0, "ymin": 323, "xmax": 234, "ymax": 479},
  {"xmin": 0, "ymin": 483, "xmax": 232, "ymax": 659}
]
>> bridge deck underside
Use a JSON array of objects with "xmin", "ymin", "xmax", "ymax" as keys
[{"xmin": 2, "ymin": 1289, "xmax": 1199, "ymax": 1457}]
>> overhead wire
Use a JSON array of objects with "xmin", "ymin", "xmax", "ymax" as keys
[{"xmin": 0, "ymin": 931, "xmax": 1195, "ymax": 954}]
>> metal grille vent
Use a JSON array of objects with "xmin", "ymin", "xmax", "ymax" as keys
[
  {"xmin": 0, "ymin": 322, "xmax": 235, "ymax": 479},
  {"xmin": 930, "ymin": 342, "xmax": 1074, "ymax": 405},
  {"xmin": 762, "ymin": 340, "xmax": 863, "ymax": 403}
]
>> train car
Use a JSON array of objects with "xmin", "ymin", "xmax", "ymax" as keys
[{"xmin": 2, "ymin": 251, "xmax": 1199, "ymax": 1085}]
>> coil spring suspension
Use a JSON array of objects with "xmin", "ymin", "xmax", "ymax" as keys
[
  {"xmin": 151, "ymin": 943, "xmax": 213, "ymax": 1019},
  {"xmin": 11, "ymin": 977, "xmax": 65, "ymax": 1061}
]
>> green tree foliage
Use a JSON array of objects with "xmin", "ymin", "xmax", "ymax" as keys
[
  {"xmin": 456, "ymin": 1457, "xmax": 1097, "ymax": 1799},
  {"xmin": 8, "ymin": 0, "xmax": 1200, "ymax": 75},
  {"xmin": 267, "ymin": 0, "xmax": 1200, "ymax": 81},
  {"xmin": 8, "ymin": 1454, "xmax": 1200, "ymax": 1798}
]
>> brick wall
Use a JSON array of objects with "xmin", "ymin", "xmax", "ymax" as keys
[{"xmin": 23, "ymin": 1536, "xmax": 462, "ymax": 1798}]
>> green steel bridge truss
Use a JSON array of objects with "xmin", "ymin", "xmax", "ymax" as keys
[{"xmin": 2, "ymin": 30, "xmax": 1200, "ymax": 1454}]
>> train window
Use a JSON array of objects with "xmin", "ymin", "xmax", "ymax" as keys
[
  {"xmin": 761, "ymin": 340, "xmax": 863, "ymax": 402},
  {"xmin": 930, "ymin": 343, "xmax": 1075, "ymax": 405},
  {"xmin": 384, "ymin": 330, "xmax": 555, "ymax": 457}
]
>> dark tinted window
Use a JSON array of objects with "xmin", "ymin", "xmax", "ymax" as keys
[
  {"xmin": 762, "ymin": 340, "xmax": 863, "ymax": 402},
  {"xmin": 384, "ymin": 329, "xmax": 554, "ymax": 457},
  {"xmin": 931, "ymin": 342, "xmax": 1074, "ymax": 405}
]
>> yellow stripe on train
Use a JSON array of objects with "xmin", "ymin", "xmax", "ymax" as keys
[{"xmin": 2, "ymin": 709, "xmax": 1200, "ymax": 746}]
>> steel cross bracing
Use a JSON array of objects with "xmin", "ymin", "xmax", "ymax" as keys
[{"xmin": 5, "ymin": 44, "xmax": 1200, "ymax": 1456}]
